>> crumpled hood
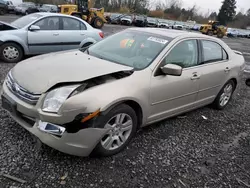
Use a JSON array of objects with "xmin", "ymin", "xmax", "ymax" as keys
[
  {"xmin": 11, "ymin": 50, "xmax": 133, "ymax": 94},
  {"xmin": 0, "ymin": 21, "xmax": 18, "ymax": 31}
]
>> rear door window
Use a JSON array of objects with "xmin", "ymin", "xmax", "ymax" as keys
[{"xmin": 201, "ymin": 40, "xmax": 228, "ymax": 63}]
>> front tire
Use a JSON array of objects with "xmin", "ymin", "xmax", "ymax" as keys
[
  {"xmin": 93, "ymin": 17, "xmax": 104, "ymax": 29},
  {"xmin": 212, "ymin": 80, "xmax": 235, "ymax": 110},
  {"xmin": 0, "ymin": 42, "xmax": 23, "ymax": 63},
  {"xmin": 217, "ymin": 32, "xmax": 224, "ymax": 38},
  {"xmin": 93, "ymin": 104, "xmax": 138, "ymax": 157},
  {"xmin": 207, "ymin": 30, "xmax": 213, "ymax": 36}
]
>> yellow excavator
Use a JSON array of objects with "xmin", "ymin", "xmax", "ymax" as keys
[
  {"xmin": 58, "ymin": 0, "xmax": 107, "ymax": 29},
  {"xmin": 199, "ymin": 20, "xmax": 227, "ymax": 38}
]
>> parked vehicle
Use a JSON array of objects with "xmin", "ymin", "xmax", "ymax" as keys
[
  {"xmin": 0, "ymin": 0, "xmax": 8, "ymax": 15},
  {"xmin": 238, "ymin": 31, "xmax": 248, "ymax": 38},
  {"xmin": 109, "ymin": 13, "xmax": 122, "ymax": 24},
  {"xmin": 120, "ymin": 15, "xmax": 132, "ymax": 26},
  {"xmin": 158, "ymin": 19, "xmax": 169, "ymax": 28},
  {"xmin": 226, "ymin": 28, "xmax": 239, "ymax": 37},
  {"xmin": 39, "ymin": 4, "xmax": 58, "ymax": 13},
  {"xmin": 133, "ymin": 15, "xmax": 147, "ymax": 27},
  {"xmin": 0, "ymin": 13, "xmax": 104, "ymax": 63},
  {"xmin": 147, "ymin": 17, "xmax": 158, "ymax": 27},
  {"xmin": 172, "ymin": 24, "xmax": 184, "ymax": 30},
  {"xmin": 14, "ymin": 2, "xmax": 39, "ymax": 15},
  {"xmin": 192, "ymin": 25, "xmax": 201, "ymax": 31},
  {"xmin": 5, "ymin": 0, "xmax": 14, "ymax": 13},
  {"xmin": 199, "ymin": 20, "xmax": 227, "ymax": 38},
  {"xmin": 1, "ymin": 28, "xmax": 245, "ymax": 157}
]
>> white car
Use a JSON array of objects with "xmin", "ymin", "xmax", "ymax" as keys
[
  {"xmin": 0, "ymin": 13, "xmax": 104, "ymax": 63},
  {"xmin": 120, "ymin": 15, "xmax": 132, "ymax": 26},
  {"xmin": 172, "ymin": 24, "xmax": 184, "ymax": 30}
]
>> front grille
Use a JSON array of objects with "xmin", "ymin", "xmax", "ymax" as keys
[{"xmin": 5, "ymin": 72, "xmax": 41, "ymax": 105}]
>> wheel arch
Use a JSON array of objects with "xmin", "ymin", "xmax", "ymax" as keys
[
  {"xmin": 229, "ymin": 77, "xmax": 237, "ymax": 90},
  {"xmin": 79, "ymin": 37, "xmax": 97, "ymax": 48},
  {"xmin": 1, "ymin": 38, "xmax": 28, "ymax": 54},
  {"xmin": 101, "ymin": 100, "xmax": 144, "ymax": 129},
  {"xmin": 1, "ymin": 40, "xmax": 25, "ymax": 55}
]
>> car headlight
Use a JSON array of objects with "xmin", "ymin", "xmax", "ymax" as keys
[{"xmin": 42, "ymin": 85, "xmax": 80, "ymax": 113}]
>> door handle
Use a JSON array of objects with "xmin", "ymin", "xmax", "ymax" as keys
[
  {"xmin": 191, "ymin": 72, "xmax": 201, "ymax": 80},
  {"xmin": 224, "ymin": 67, "xmax": 231, "ymax": 73},
  {"xmin": 53, "ymin": 33, "xmax": 59, "ymax": 36},
  {"xmin": 80, "ymin": 33, "xmax": 85, "ymax": 36}
]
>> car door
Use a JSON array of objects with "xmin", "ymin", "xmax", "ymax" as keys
[
  {"xmin": 28, "ymin": 16, "xmax": 63, "ymax": 54},
  {"xmin": 148, "ymin": 39, "xmax": 201, "ymax": 123},
  {"xmin": 195, "ymin": 40, "xmax": 231, "ymax": 107},
  {"xmin": 60, "ymin": 17, "xmax": 88, "ymax": 50}
]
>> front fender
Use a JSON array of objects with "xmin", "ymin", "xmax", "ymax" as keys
[
  {"xmin": 0, "ymin": 35, "xmax": 29, "ymax": 54},
  {"xmin": 79, "ymin": 38, "xmax": 97, "ymax": 48}
]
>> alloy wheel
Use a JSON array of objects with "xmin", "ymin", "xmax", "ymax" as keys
[
  {"xmin": 219, "ymin": 83, "xmax": 233, "ymax": 107},
  {"xmin": 101, "ymin": 113, "xmax": 133, "ymax": 151}
]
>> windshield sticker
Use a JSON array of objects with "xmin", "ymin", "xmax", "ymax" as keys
[{"xmin": 147, "ymin": 37, "xmax": 168, "ymax": 44}]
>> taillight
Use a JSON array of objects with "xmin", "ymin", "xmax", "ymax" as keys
[{"xmin": 99, "ymin": 32, "xmax": 104, "ymax": 38}]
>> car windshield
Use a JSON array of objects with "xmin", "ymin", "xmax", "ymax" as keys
[
  {"xmin": 42, "ymin": 4, "xmax": 55, "ymax": 9},
  {"xmin": 111, "ymin": 14, "xmax": 121, "ymax": 19},
  {"xmin": 124, "ymin": 16, "xmax": 131, "ymax": 19},
  {"xmin": 148, "ymin": 18, "xmax": 156, "ymax": 22},
  {"xmin": 87, "ymin": 30, "xmax": 171, "ymax": 70},
  {"xmin": 136, "ymin": 16, "xmax": 144, "ymax": 20},
  {"xmin": 11, "ymin": 13, "xmax": 43, "ymax": 28}
]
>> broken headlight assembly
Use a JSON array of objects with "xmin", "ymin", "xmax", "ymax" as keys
[{"xmin": 42, "ymin": 85, "xmax": 81, "ymax": 113}]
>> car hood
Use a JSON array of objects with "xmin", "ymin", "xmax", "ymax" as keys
[
  {"xmin": 11, "ymin": 50, "xmax": 133, "ymax": 94},
  {"xmin": 0, "ymin": 21, "xmax": 18, "ymax": 31}
]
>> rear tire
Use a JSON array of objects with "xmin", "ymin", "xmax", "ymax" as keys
[
  {"xmin": 212, "ymin": 80, "xmax": 235, "ymax": 110},
  {"xmin": 0, "ymin": 42, "xmax": 23, "ymax": 63},
  {"xmin": 92, "ymin": 104, "xmax": 138, "ymax": 157}
]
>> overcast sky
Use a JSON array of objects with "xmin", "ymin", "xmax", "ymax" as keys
[{"xmin": 158, "ymin": 0, "xmax": 250, "ymax": 14}]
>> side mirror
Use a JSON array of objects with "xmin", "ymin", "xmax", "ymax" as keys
[
  {"xmin": 246, "ymin": 78, "xmax": 250, "ymax": 87},
  {"xmin": 29, "ymin": 25, "xmax": 40, "ymax": 31},
  {"xmin": 161, "ymin": 64, "xmax": 182, "ymax": 76}
]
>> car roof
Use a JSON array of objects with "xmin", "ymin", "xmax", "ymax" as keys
[
  {"xmin": 35, "ymin": 12, "xmax": 81, "ymax": 18},
  {"xmin": 128, "ymin": 27, "xmax": 214, "ymax": 39}
]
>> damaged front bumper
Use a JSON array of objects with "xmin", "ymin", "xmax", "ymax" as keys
[{"xmin": 1, "ymin": 82, "xmax": 109, "ymax": 157}]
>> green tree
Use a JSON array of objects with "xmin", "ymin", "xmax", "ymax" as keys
[{"xmin": 217, "ymin": 0, "xmax": 237, "ymax": 25}]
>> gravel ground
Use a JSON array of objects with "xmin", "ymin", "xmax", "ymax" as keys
[{"xmin": 0, "ymin": 15, "xmax": 250, "ymax": 188}]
